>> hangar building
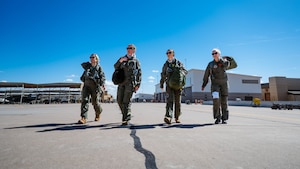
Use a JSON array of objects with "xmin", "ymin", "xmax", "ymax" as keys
[{"xmin": 154, "ymin": 69, "xmax": 262, "ymax": 103}]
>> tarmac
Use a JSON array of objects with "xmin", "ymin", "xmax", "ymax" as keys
[{"xmin": 0, "ymin": 103, "xmax": 300, "ymax": 169}]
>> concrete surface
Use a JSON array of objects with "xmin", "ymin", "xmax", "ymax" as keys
[{"xmin": 0, "ymin": 103, "xmax": 300, "ymax": 169}]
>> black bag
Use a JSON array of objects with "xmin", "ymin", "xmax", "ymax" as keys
[
  {"xmin": 112, "ymin": 68, "xmax": 125, "ymax": 85},
  {"xmin": 81, "ymin": 62, "xmax": 92, "ymax": 70}
]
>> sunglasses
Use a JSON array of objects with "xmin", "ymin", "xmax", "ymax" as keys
[
  {"xmin": 212, "ymin": 52, "xmax": 218, "ymax": 55},
  {"xmin": 166, "ymin": 52, "xmax": 172, "ymax": 54},
  {"xmin": 90, "ymin": 56, "xmax": 95, "ymax": 58},
  {"xmin": 127, "ymin": 47, "xmax": 135, "ymax": 50}
]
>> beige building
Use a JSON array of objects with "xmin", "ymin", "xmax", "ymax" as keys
[
  {"xmin": 262, "ymin": 76, "xmax": 300, "ymax": 101},
  {"xmin": 101, "ymin": 90, "xmax": 114, "ymax": 103}
]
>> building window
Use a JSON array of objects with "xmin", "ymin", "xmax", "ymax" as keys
[{"xmin": 242, "ymin": 79, "xmax": 259, "ymax": 84}]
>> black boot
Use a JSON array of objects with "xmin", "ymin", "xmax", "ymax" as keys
[
  {"xmin": 222, "ymin": 119, "xmax": 227, "ymax": 124},
  {"xmin": 215, "ymin": 118, "xmax": 221, "ymax": 124}
]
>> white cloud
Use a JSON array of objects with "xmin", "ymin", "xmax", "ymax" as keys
[
  {"xmin": 66, "ymin": 74, "xmax": 76, "ymax": 78},
  {"xmin": 64, "ymin": 74, "xmax": 77, "ymax": 82},
  {"xmin": 152, "ymin": 70, "xmax": 159, "ymax": 73},
  {"xmin": 148, "ymin": 76, "xmax": 155, "ymax": 83},
  {"xmin": 65, "ymin": 79, "xmax": 73, "ymax": 82},
  {"xmin": 1, "ymin": 80, "xmax": 7, "ymax": 82},
  {"xmin": 105, "ymin": 80, "xmax": 115, "ymax": 86},
  {"xmin": 148, "ymin": 76, "xmax": 155, "ymax": 80}
]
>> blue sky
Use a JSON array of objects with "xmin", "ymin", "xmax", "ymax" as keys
[{"xmin": 0, "ymin": 0, "xmax": 299, "ymax": 97}]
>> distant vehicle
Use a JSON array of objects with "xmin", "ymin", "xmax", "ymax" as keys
[
  {"xmin": 271, "ymin": 103, "xmax": 293, "ymax": 110},
  {"xmin": 252, "ymin": 98, "xmax": 261, "ymax": 107},
  {"xmin": 42, "ymin": 98, "xmax": 61, "ymax": 104},
  {"xmin": 6, "ymin": 95, "xmax": 21, "ymax": 103},
  {"xmin": 6, "ymin": 94, "xmax": 41, "ymax": 104},
  {"xmin": 23, "ymin": 94, "xmax": 41, "ymax": 104},
  {"xmin": 60, "ymin": 98, "xmax": 76, "ymax": 104},
  {"xmin": 0, "ymin": 98, "xmax": 9, "ymax": 104}
]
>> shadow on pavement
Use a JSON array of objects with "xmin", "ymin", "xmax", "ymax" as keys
[
  {"xmin": 130, "ymin": 129, "xmax": 158, "ymax": 169},
  {"xmin": 126, "ymin": 123, "xmax": 213, "ymax": 169},
  {"xmin": 4, "ymin": 122, "xmax": 121, "ymax": 132},
  {"xmin": 4, "ymin": 122, "xmax": 214, "ymax": 132},
  {"xmin": 4, "ymin": 122, "xmax": 213, "ymax": 169},
  {"xmin": 127, "ymin": 123, "xmax": 214, "ymax": 129},
  {"xmin": 4, "ymin": 123, "xmax": 77, "ymax": 129},
  {"xmin": 162, "ymin": 123, "xmax": 214, "ymax": 128}
]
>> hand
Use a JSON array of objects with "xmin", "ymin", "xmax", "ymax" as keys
[
  {"xmin": 160, "ymin": 87, "xmax": 164, "ymax": 92},
  {"xmin": 120, "ymin": 57, "xmax": 128, "ymax": 63},
  {"xmin": 222, "ymin": 56, "xmax": 232, "ymax": 61},
  {"xmin": 134, "ymin": 86, "xmax": 139, "ymax": 92},
  {"xmin": 201, "ymin": 87, "xmax": 204, "ymax": 91}
]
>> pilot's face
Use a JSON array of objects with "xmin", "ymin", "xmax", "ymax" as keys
[
  {"xmin": 166, "ymin": 50, "xmax": 174, "ymax": 60},
  {"xmin": 212, "ymin": 51, "xmax": 220, "ymax": 61},
  {"xmin": 90, "ymin": 55, "xmax": 97, "ymax": 64},
  {"xmin": 127, "ymin": 45, "xmax": 135, "ymax": 56}
]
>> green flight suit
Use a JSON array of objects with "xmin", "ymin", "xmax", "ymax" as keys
[
  {"xmin": 160, "ymin": 58, "xmax": 187, "ymax": 120},
  {"xmin": 80, "ymin": 63, "xmax": 105, "ymax": 119},
  {"xmin": 114, "ymin": 55, "xmax": 142, "ymax": 122},
  {"xmin": 202, "ymin": 58, "xmax": 230, "ymax": 121}
]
